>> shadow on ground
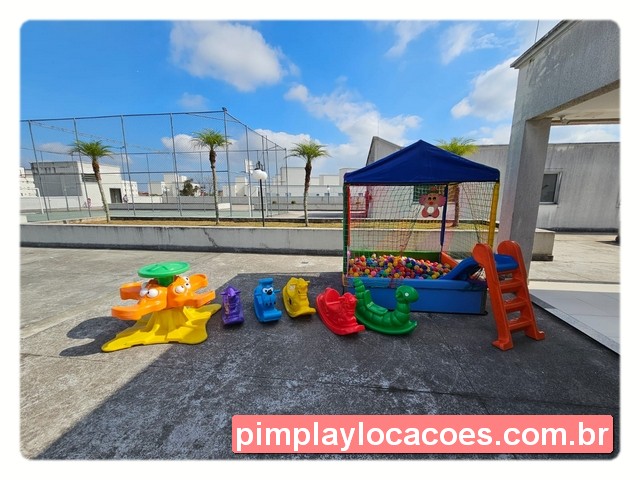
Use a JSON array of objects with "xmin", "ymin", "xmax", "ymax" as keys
[
  {"xmin": 33, "ymin": 272, "xmax": 619, "ymax": 460},
  {"xmin": 60, "ymin": 317, "xmax": 131, "ymax": 357}
]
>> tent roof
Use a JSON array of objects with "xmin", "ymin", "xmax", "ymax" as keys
[{"xmin": 344, "ymin": 139, "xmax": 500, "ymax": 185}]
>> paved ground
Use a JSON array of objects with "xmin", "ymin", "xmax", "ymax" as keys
[
  {"xmin": 528, "ymin": 234, "xmax": 620, "ymax": 353},
  {"xmin": 14, "ymin": 234, "xmax": 625, "ymax": 476}
]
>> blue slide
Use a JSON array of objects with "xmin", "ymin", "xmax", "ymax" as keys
[{"xmin": 441, "ymin": 254, "xmax": 518, "ymax": 281}]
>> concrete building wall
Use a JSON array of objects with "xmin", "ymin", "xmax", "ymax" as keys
[
  {"xmin": 362, "ymin": 136, "xmax": 619, "ymax": 231},
  {"xmin": 510, "ymin": 21, "xmax": 620, "ymax": 122},
  {"xmin": 319, "ymin": 174, "xmax": 339, "ymax": 186},
  {"xmin": 31, "ymin": 161, "xmax": 125, "ymax": 207},
  {"xmin": 539, "ymin": 143, "xmax": 619, "ymax": 230},
  {"xmin": 19, "ymin": 168, "xmax": 38, "ymax": 197},
  {"xmin": 470, "ymin": 143, "xmax": 619, "ymax": 232},
  {"xmin": 499, "ymin": 20, "xmax": 619, "ymax": 267},
  {"xmin": 366, "ymin": 136, "xmax": 403, "ymax": 166},
  {"xmin": 281, "ymin": 167, "xmax": 321, "ymax": 186},
  {"xmin": 338, "ymin": 168, "xmax": 357, "ymax": 186},
  {"xmin": 148, "ymin": 181, "xmax": 167, "ymax": 196},
  {"xmin": 20, "ymin": 223, "xmax": 555, "ymax": 259}
]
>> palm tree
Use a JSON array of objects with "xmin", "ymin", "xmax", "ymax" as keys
[
  {"xmin": 287, "ymin": 141, "xmax": 330, "ymax": 227},
  {"xmin": 436, "ymin": 136, "xmax": 478, "ymax": 157},
  {"xmin": 436, "ymin": 137, "xmax": 479, "ymax": 227},
  {"xmin": 69, "ymin": 140, "xmax": 114, "ymax": 223},
  {"xmin": 191, "ymin": 129, "xmax": 229, "ymax": 225}
]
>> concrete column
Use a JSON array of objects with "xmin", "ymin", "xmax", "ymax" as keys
[{"xmin": 498, "ymin": 118, "xmax": 551, "ymax": 270}]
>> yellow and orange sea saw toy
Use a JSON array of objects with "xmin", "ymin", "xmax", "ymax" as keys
[{"xmin": 103, "ymin": 261, "xmax": 220, "ymax": 352}]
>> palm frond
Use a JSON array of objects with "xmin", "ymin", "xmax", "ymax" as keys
[
  {"xmin": 191, "ymin": 129, "xmax": 229, "ymax": 150},
  {"xmin": 436, "ymin": 136, "xmax": 478, "ymax": 156},
  {"xmin": 68, "ymin": 140, "xmax": 114, "ymax": 158}
]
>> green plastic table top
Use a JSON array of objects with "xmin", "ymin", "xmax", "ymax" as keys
[{"xmin": 138, "ymin": 261, "xmax": 190, "ymax": 286}]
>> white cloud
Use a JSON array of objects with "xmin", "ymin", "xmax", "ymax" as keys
[
  {"xmin": 439, "ymin": 23, "xmax": 500, "ymax": 64},
  {"xmin": 549, "ymin": 124, "xmax": 620, "ymax": 143},
  {"xmin": 468, "ymin": 124, "xmax": 513, "ymax": 145},
  {"xmin": 285, "ymin": 83, "xmax": 420, "ymax": 145},
  {"xmin": 251, "ymin": 129, "xmax": 346, "ymax": 173},
  {"xmin": 466, "ymin": 124, "xmax": 621, "ymax": 146},
  {"xmin": 34, "ymin": 141, "xmax": 124, "ymax": 163},
  {"xmin": 451, "ymin": 99, "xmax": 472, "ymax": 118},
  {"xmin": 382, "ymin": 21, "xmax": 435, "ymax": 58},
  {"xmin": 39, "ymin": 141, "xmax": 74, "ymax": 155},
  {"xmin": 253, "ymin": 130, "xmax": 313, "ymax": 151},
  {"xmin": 283, "ymin": 84, "xmax": 309, "ymax": 103},
  {"xmin": 160, "ymin": 134, "xmax": 195, "ymax": 155},
  {"xmin": 170, "ymin": 21, "xmax": 292, "ymax": 92},
  {"xmin": 440, "ymin": 23, "xmax": 476, "ymax": 64},
  {"xmin": 178, "ymin": 92, "xmax": 208, "ymax": 110},
  {"xmin": 248, "ymin": 129, "xmax": 342, "ymax": 174},
  {"xmin": 283, "ymin": 83, "xmax": 421, "ymax": 170},
  {"xmin": 161, "ymin": 133, "xmax": 240, "ymax": 154},
  {"xmin": 447, "ymin": 21, "xmax": 563, "ymax": 143},
  {"xmin": 451, "ymin": 56, "xmax": 518, "ymax": 121}
]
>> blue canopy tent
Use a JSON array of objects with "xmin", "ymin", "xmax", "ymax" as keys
[
  {"xmin": 343, "ymin": 139, "xmax": 500, "ymax": 185},
  {"xmin": 342, "ymin": 139, "xmax": 501, "ymax": 314}
]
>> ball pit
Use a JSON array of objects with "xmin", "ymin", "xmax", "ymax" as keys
[{"xmin": 348, "ymin": 253, "xmax": 451, "ymax": 280}]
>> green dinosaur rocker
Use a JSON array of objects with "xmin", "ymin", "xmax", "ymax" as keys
[{"xmin": 352, "ymin": 278, "xmax": 419, "ymax": 335}]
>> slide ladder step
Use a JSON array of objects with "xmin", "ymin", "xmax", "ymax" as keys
[
  {"xmin": 498, "ymin": 277, "xmax": 525, "ymax": 293},
  {"xmin": 472, "ymin": 240, "xmax": 545, "ymax": 351}
]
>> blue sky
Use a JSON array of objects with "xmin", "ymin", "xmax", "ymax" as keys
[{"xmin": 17, "ymin": 15, "xmax": 622, "ymax": 176}]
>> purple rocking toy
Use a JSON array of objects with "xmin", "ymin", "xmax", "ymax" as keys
[{"xmin": 221, "ymin": 285, "xmax": 244, "ymax": 326}]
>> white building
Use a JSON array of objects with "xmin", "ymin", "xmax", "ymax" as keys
[
  {"xmin": 29, "ymin": 160, "xmax": 126, "ymax": 207},
  {"xmin": 270, "ymin": 166, "xmax": 356, "ymax": 197},
  {"xmin": 219, "ymin": 165, "xmax": 355, "ymax": 199},
  {"xmin": 149, "ymin": 174, "xmax": 202, "ymax": 197},
  {"xmin": 121, "ymin": 180, "xmax": 139, "ymax": 200},
  {"xmin": 19, "ymin": 167, "xmax": 38, "ymax": 197},
  {"xmin": 148, "ymin": 180, "xmax": 168, "ymax": 197}
]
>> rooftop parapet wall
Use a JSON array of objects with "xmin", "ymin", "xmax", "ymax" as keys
[{"xmin": 20, "ymin": 224, "xmax": 555, "ymax": 260}]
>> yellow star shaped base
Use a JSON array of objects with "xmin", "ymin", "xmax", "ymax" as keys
[{"xmin": 102, "ymin": 304, "xmax": 221, "ymax": 352}]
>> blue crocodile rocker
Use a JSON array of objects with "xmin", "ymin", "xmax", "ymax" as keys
[{"xmin": 253, "ymin": 278, "xmax": 282, "ymax": 323}]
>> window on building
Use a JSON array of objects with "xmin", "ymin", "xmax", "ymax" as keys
[
  {"xmin": 540, "ymin": 172, "xmax": 561, "ymax": 204},
  {"xmin": 81, "ymin": 173, "xmax": 97, "ymax": 183}
]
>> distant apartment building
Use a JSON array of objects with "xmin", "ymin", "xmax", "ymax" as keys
[
  {"xmin": 25, "ymin": 160, "xmax": 140, "ymax": 207},
  {"xmin": 149, "ymin": 174, "xmax": 202, "ymax": 198},
  {"xmin": 223, "ymin": 166, "xmax": 357, "ymax": 199},
  {"xmin": 19, "ymin": 167, "xmax": 37, "ymax": 197}
]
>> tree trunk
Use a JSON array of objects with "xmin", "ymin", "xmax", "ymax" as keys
[
  {"xmin": 97, "ymin": 180, "xmax": 111, "ymax": 223},
  {"xmin": 92, "ymin": 159, "xmax": 110, "ymax": 223},
  {"xmin": 452, "ymin": 184, "xmax": 460, "ymax": 227},
  {"xmin": 303, "ymin": 160, "xmax": 312, "ymax": 227},
  {"xmin": 210, "ymin": 150, "xmax": 220, "ymax": 226}
]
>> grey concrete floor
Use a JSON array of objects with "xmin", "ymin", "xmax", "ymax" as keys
[
  {"xmin": 527, "ymin": 233, "xmax": 620, "ymax": 353},
  {"xmin": 15, "ymin": 242, "xmax": 622, "ymax": 474}
]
